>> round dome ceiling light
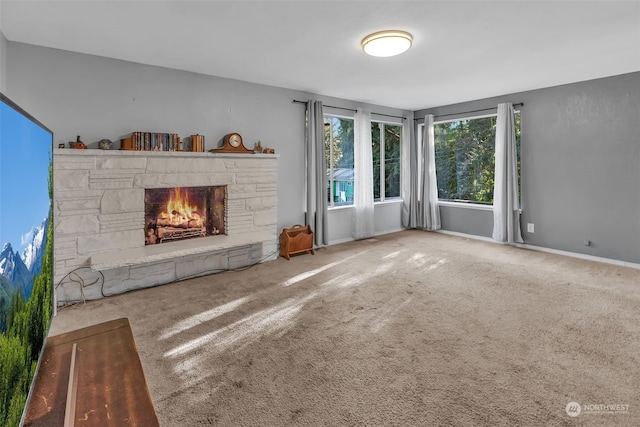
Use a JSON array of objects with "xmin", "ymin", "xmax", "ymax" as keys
[{"xmin": 361, "ymin": 30, "xmax": 413, "ymax": 57}]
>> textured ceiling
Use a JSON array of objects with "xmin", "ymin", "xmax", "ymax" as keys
[{"xmin": 2, "ymin": 0, "xmax": 639, "ymax": 110}]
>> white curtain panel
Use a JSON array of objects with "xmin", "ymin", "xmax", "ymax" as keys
[
  {"xmin": 353, "ymin": 108, "xmax": 375, "ymax": 240},
  {"xmin": 492, "ymin": 102, "xmax": 523, "ymax": 244},
  {"xmin": 305, "ymin": 100, "xmax": 328, "ymax": 246},
  {"xmin": 420, "ymin": 114, "xmax": 441, "ymax": 230}
]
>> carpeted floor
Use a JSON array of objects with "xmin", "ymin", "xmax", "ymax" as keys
[{"xmin": 50, "ymin": 230, "xmax": 640, "ymax": 426}]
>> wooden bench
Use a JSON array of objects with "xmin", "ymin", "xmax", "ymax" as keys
[{"xmin": 25, "ymin": 318, "xmax": 159, "ymax": 427}]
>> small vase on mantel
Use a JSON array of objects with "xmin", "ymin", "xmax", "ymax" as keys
[{"xmin": 70, "ymin": 135, "xmax": 86, "ymax": 149}]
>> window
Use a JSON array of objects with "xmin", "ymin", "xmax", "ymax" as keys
[
  {"xmin": 371, "ymin": 122, "xmax": 402, "ymax": 201},
  {"xmin": 424, "ymin": 112, "xmax": 520, "ymax": 205},
  {"xmin": 324, "ymin": 115, "xmax": 403, "ymax": 208},
  {"xmin": 325, "ymin": 115, "xmax": 354, "ymax": 207}
]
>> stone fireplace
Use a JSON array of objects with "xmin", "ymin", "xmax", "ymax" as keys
[{"xmin": 53, "ymin": 149, "xmax": 278, "ymax": 304}]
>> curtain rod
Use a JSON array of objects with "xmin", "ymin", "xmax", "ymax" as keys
[
  {"xmin": 292, "ymin": 99, "xmax": 405, "ymax": 120},
  {"xmin": 415, "ymin": 102, "xmax": 524, "ymax": 121}
]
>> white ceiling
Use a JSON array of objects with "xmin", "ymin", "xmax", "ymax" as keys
[{"xmin": 2, "ymin": 1, "xmax": 639, "ymax": 111}]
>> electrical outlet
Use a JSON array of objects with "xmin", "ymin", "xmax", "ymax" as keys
[{"xmin": 527, "ymin": 223, "xmax": 534, "ymax": 233}]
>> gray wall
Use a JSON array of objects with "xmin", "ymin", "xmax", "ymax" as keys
[
  {"xmin": 0, "ymin": 0, "xmax": 4, "ymax": 92},
  {"xmin": 8, "ymin": 41, "xmax": 638, "ymax": 263},
  {"xmin": 416, "ymin": 72, "xmax": 640, "ymax": 264},
  {"xmin": 0, "ymin": 31, "xmax": 6, "ymax": 93},
  {"xmin": 5, "ymin": 42, "xmax": 408, "ymax": 243},
  {"xmin": 439, "ymin": 205, "xmax": 493, "ymax": 239}
]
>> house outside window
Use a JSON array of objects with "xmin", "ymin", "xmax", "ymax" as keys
[
  {"xmin": 372, "ymin": 121, "xmax": 402, "ymax": 202},
  {"xmin": 420, "ymin": 111, "xmax": 520, "ymax": 205},
  {"xmin": 325, "ymin": 115, "xmax": 354, "ymax": 207}
]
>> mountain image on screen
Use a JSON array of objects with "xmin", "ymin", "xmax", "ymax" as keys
[
  {"xmin": 0, "ymin": 92, "xmax": 55, "ymax": 427},
  {"xmin": 0, "ymin": 217, "xmax": 49, "ymax": 316}
]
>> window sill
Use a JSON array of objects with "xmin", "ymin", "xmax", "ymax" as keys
[
  {"xmin": 328, "ymin": 199, "xmax": 404, "ymax": 211},
  {"xmin": 438, "ymin": 201, "xmax": 493, "ymax": 211},
  {"xmin": 328, "ymin": 204, "xmax": 354, "ymax": 211},
  {"xmin": 374, "ymin": 198, "xmax": 403, "ymax": 206}
]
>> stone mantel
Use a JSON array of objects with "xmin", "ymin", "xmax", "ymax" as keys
[
  {"xmin": 54, "ymin": 148, "xmax": 279, "ymax": 160},
  {"xmin": 53, "ymin": 149, "xmax": 278, "ymax": 304}
]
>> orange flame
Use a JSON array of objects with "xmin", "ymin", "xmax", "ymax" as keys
[{"xmin": 165, "ymin": 188, "xmax": 202, "ymax": 227}]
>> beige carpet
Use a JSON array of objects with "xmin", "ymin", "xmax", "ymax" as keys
[{"xmin": 50, "ymin": 230, "xmax": 640, "ymax": 426}]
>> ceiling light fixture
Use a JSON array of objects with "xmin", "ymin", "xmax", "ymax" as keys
[{"xmin": 361, "ymin": 30, "xmax": 413, "ymax": 57}]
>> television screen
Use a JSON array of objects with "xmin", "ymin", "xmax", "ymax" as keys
[{"xmin": 0, "ymin": 93, "xmax": 54, "ymax": 427}]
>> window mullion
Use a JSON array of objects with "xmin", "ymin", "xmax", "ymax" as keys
[
  {"xmin": 329, "ymin": 119, "xmax": 335, "ymax": 207},
  {"xmin": 379, "ymin": 123, "xmax": 385, "ymax": 201}
]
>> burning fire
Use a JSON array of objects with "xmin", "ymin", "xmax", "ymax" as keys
[
  {"xmin": 145, "ymin": 185, "xmax": 224, "ymax": 245},
  {"xmin": 157, "ymin": 188, "xmax": 204, "ymax": 229}
]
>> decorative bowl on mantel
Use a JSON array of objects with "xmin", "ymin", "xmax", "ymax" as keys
[{"xmin": 99, "ymin": 139, "xmax": 113, "ymax": 150}]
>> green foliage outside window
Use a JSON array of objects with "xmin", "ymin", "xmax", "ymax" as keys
[
  {"xmin": 372, "ymin": 122, "xmax": 402, "ymax": 201},
  {"xmin": 325, "ymin": 116, "xmax": 402, "ymax": 206},
  {"xmin": 433, "ymin": 113, "xmax": 520, "ymax": 204},
  {"xmin": 325, "ymin": 116, "xmax": 354, "ymax": 206}
]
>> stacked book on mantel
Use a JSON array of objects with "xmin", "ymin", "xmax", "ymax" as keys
[{"xmin": 120, "ymin": 132, "xmax": 182, "ymax": 151}]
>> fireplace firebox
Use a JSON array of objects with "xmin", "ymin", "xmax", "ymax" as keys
[{"xmin": 144, "ymin": 186, "xmax": 226, "ymax": 245}]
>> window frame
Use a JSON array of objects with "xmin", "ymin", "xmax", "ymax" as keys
[
  {"xmin": 324, "ymin": 113, "xmax": 405, "ymax": 210},
  {"xmin": 324, "ymin": 112, "xmax": 355, "ymax": 209},
  {"xmin": 371, "ymin": 118, "xmax": 403, "ymax": 204},
  {"xmin": 419, "ymin": 109, "xmax": 520, "ymax": 209}
]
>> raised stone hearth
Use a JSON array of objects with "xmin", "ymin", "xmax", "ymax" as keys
[{"xmin": 53, "ymin": 149, "xmax": 278, "ymax": 304}]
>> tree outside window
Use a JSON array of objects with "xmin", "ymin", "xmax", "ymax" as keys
[
  {"xmin": 372, "ymin": 122, "xmax": 402, "ymax": 201},
  {"xmin": 432, "ymin": 112, "xmax": 520, "ymax": 204},
  {"xmin": 324, "ymin": 115, "xmax": 403, "ymax": 208},
  {"xmin": 324, "ymin": 116, "xmax": 354, "ymax": 207}
]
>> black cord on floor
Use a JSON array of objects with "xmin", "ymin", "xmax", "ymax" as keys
[{"xmin": 55, "ymin": 267, "xmax": 105, "ymax": 310}]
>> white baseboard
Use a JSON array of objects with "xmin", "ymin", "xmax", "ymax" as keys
[
  {"xmin": 435, "ymin": 229, "xmax": 640, "ymax": 270},
  {"xmin": 328, "ymin": 236, "xmax": 353, "ymax": 246},
  {"xmin": 515, "ymin": 243, "xmax": 640, "ymax": 270},
  {"xmin": 329, "ymin": 227, "xmax": 640, "ymax": 270},
  {"xmin": 435, "ymin": 229, "xmax": 496, "ymax": 243},
  {"xmin": 328, "ymin": 227, "xmax": 406, "ymax": 246},
  {"xmin": 375, "ymin": 227, "xmax": 405, "ymax": 237}
]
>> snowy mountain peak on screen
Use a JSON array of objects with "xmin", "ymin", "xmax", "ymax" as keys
[
  {"xmin": 22, "ymin": 217, "xmax": 48, "ymax": 273},
  {"xmin": 0, "ymin": 242, "xmax": 15, "ymax": 276},
  {"xmin": 0, "ymin": 242, "xmax": 28, "ymax": 282},
  {"xmin": 1, "ymin": 242, "xmax": 11, "ymax": 257}
]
